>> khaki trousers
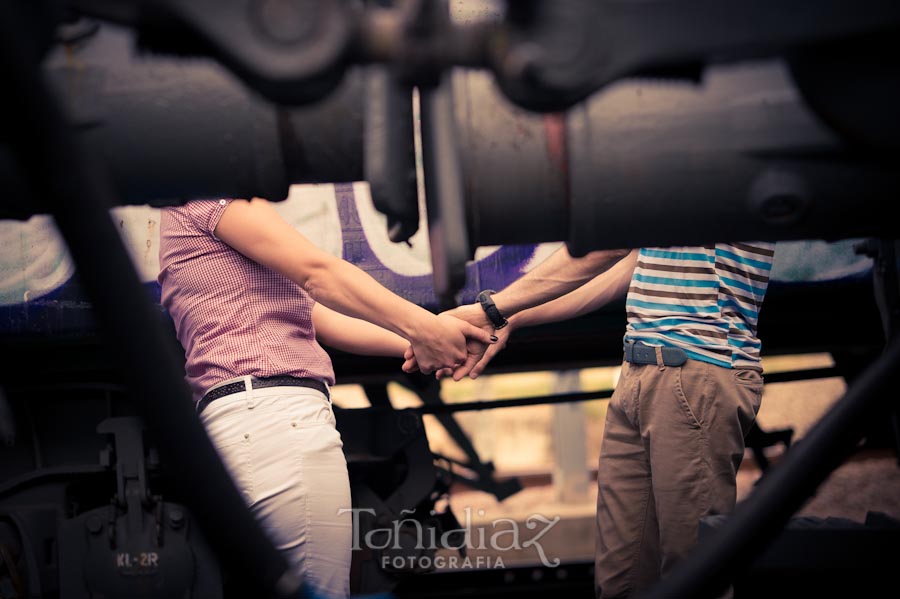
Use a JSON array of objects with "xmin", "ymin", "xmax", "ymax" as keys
[{"xmin": 595, "ymin": 358, "xmax": 763, "ymax": 598}]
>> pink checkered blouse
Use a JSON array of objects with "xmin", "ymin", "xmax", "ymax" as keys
[{"xmin": 158, "ymin": 199, "xmax": 335, "ymax": 402}]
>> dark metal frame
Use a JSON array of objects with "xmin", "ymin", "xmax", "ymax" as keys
[
  {"xmin": 2, "ymin": 1, "xmax": 899, "ymax": 597},
  {"xmin": 0, "ymin": 3, "xmax": 306, "ymax": 596}
]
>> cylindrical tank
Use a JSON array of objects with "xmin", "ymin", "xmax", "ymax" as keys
[
  {"xmin": 457, "ymin": 60, "xmax": 900, "ymax": 255},
  {"xmin": 1, "ymin": 22, "xmax": 364, "ymax": 219}
]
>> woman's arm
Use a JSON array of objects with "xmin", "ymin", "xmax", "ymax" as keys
[
  {"xmin": 312, "ymin": 303, "xmax": 409, "ymax": 358},
  {"xmin": 214, "ymin": 198, "xmax": 493, "ymax": 373}
]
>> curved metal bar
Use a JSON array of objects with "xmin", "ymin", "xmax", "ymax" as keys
[
  {"xmin": 0, "ymin": 4, "xmax": 306, "ymax": 597},
  {"xmin": 364, "ymin": 66, "xmax": 419, "ymax": 243},
  {"xmin": 642, "ymin": 334, "xmax": 900, "ymax": 599},
  {"xmin": 420, "ymin": 72, "xmax": 470, "ymax": 307}
]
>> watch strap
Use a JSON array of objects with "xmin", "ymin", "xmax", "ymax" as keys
[{"xmin": 477, "ymin": 290, "xmax": 509, "ymax": 329}]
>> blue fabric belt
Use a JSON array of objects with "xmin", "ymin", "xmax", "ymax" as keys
[{"xmin": 624, "ymin": 340, "xmax": 688, "ymax": 367}]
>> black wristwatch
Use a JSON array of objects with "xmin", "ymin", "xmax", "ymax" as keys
[{"xmin": 476, "ymin": 290, "xmax": 509, "ymax": 329}]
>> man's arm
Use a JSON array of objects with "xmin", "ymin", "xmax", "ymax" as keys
[
  {"xmin": 214, "ymin": 198, "xmax": 494, "ymax": 373},
  {"xmin": 508, "ymin": 249, "xmax": 638, "ymax": 329},
  {"xmin": 445, "ymin": 245, "xmax": 632, "ymax": 333},
  {"xmin": 410, "ymin": 246, "xmax": 633, "ymax": 378},
  {"xmin": 491, "ymin": 245, "xmax": 633, "ymax": 321},
  {"xmin": 463, "ymin": 250, "xmax": 638, "ymax": 378}
]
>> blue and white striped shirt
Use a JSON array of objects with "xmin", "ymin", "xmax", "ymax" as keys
[{"xmin": 624, "ymin": 243, "xmax": 775, "ymax": 369}]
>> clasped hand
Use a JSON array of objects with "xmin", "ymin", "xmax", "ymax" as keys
[{"xmin": 402, "ymin": 305, "xmax": 511, "ymax": 381}]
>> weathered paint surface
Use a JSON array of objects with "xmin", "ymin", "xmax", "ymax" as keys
[{"xmin": 0, "ymin": 183, "xmax": 872, "ymax": 336}]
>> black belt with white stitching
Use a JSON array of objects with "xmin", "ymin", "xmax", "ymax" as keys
[{"xmin": 197, "ymin": 376, "xmax": 329, "ymax": 415}]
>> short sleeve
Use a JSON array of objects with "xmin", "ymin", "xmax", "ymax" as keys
[
  {"xmin": 208, "ymin": 199, "xmax": 232, "ymax": 240},
  {"xmin": 182, "ymin": 199, "xmax": 233, "ymax": 238}
]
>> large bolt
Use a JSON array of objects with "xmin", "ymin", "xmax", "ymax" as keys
[
  {"xmin": 168, "ymin": 508, "xmax": 185, "ymax": 530},
  {"xmin": 749, "ymin": 169, "xmax": 810, "ymax": 226},
  {"xmin": 397, "ymin": 411, "xmax": 421, "ymax": 435},
  {"xmin": 252, "ymin": 0, "xmax": 318, "ymax": 45},
  {"xmin": 85, "ymin": 515, "xmax": 103, "ymax": 535}
]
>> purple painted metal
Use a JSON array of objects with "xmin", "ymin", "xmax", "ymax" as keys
[{"xmin": 333, "ymin": 183, "xmax": 538, "ymax": 310}]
